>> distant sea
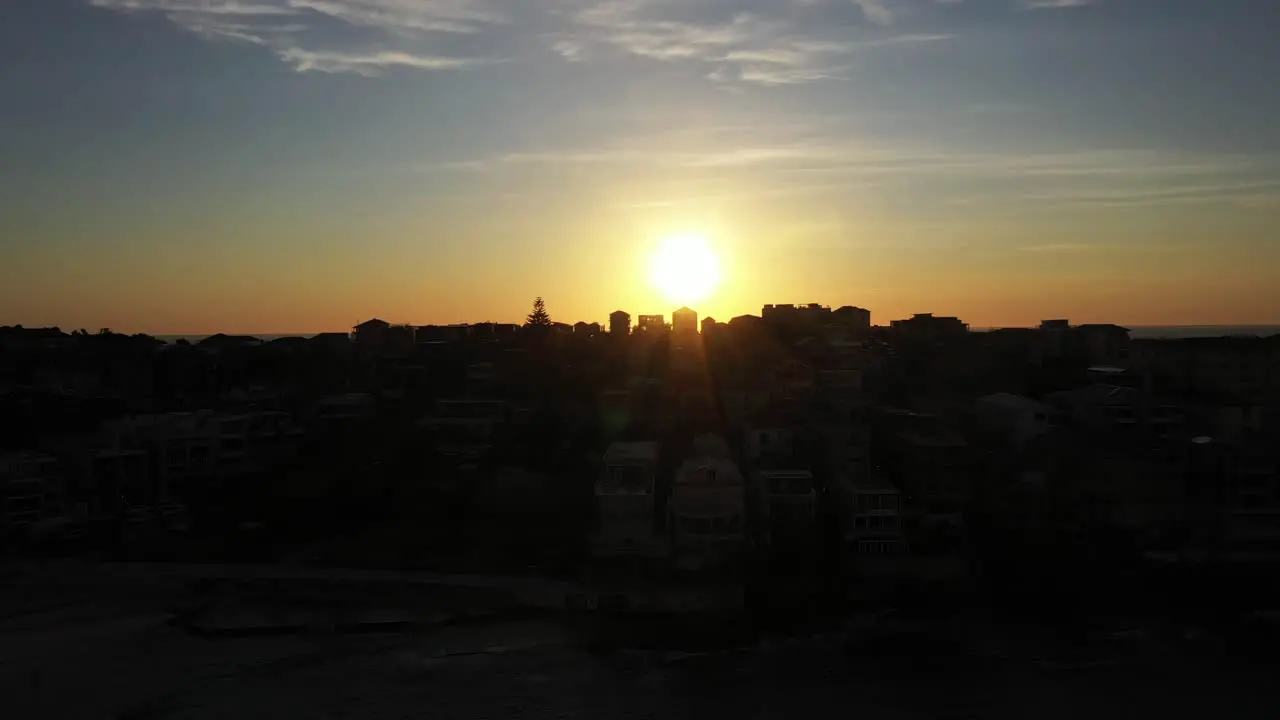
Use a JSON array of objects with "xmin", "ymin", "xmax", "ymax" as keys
[
  {"xmin": 973, "ymin": 325, "xmax": 1280, "ymax": 339},
  {"xmin": 155, "ymin": 326, "xmax": 1280, "ymax": 345},
  {"xmin": 156, "ymin": 334, "xmax": 320, "ymax": 345}
]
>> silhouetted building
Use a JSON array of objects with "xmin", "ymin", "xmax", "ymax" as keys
[
  {"xmin": 745, "ymin": 417, "xmax": 817, "ymax": 549},
  {"xmin": 1, "ymin": 453, "xmax": 65, "ymax": 529},
  {"xmin": 672, "ymin": 306, "xmax": 698, "ymax": 335},
  {"xmin": 1130, "ymin": 335, "xmax": 1280, "ymax": 399},
  {"xmin": 383, "ymin": 324, "xmax": 415, "ymax": 354},
  {"xmin": 889, "ymin": 313, "xmax": 969, "ymax": 341},
  {"xmin": 638, "ymin": 314, "xmax": 665, "ymax": 332},
  {"xmin": 317, "ymin": 393, "xmax": 376, "ymax": 426},
  {"xmin": 353, "ymin": 318, "xmax": 390, "ymax": 345},
  {"xmin": 701, "ymin": 317, "xmax": 718, "ymax": 335},
  {"xmin": 609, "ymin": 310, "xmax": 631, "ymax": 336},
  {"xmin": 837, "ymin": 474, "xmax": 905, "ymax": 557},
  {"xmin": 974, "ymin": 392, "xmax": 1056, "ymax": 449},
  {"xmin": 669, "ymin": 435, "xmax": 745, "ymax": 571},
  {"xmin": 762, "ymin": 303, "xmax": 831, "ymax": 327},
  {"xmin": 1076, "ymin": 323, "xmax": 1131, "ymax": 366},
  {"xmin": 419, "ymin": 398, "xmax": 505, "ymax": 460},
  {"xmin": 466, "ymin": 361, "xmax": 497, "ymax": 385},
  {"xmin": 1038, "ymin": 319, "xmax": 1071, "ymax": 360},
  {"xmin": 573, "ymin": 321, "xmax": 601, "ymax": 336},
  {"xmin": 416, "ymin": 324, "xmax": 469, "ymax": 343},
  {"xmin": 593, "ymin": 442, "xmax": 663, "ymax": 561},
  {"xmin": 197, "ymin": 334, "xmax": 260, "ymax": 349},
  {"xmin": 832, "ymin": 305, "xmax": 872, "ymax": 330},
  {"xmin": 308, "ymin": 332, "xmax": 352, "ymax": 348},
  {"xmin": 1223, "ymin": 440, "xmax": 1280, "ymax": 561},
  {"xmin": 873, "ymin": 409, "xmax": 971, "ymax": 555}
]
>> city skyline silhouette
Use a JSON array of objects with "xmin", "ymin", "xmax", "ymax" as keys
[
  {"xmin": 4, "ymin": 1, "xmax": 1279, "ymax": 333},
  {"xmin": 4, "ymin": 1, "xmax": 1280, "ymax": 717}
]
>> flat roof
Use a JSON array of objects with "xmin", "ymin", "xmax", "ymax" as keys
[
  {"xmin": 759, "ymin": 468, "xmax": 814, "ymax": 479},
  {"xmin": 841, "ymin": 474, "xmax": 899, "ymax": 492},
  {"xmin": 977, "ymin": 392, "xmax": 1055, "ymax": 413},
  {"xmin": 605, "ymin": 441, "xmax": 659, "ymax": 463},
  {"xmin": 900, "ymin": 432, "xmax": 968, "ymax": 448}
]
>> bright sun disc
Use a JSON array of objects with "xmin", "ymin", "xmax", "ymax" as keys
[{"xmin": 650, "ymin": 234, "xmax": 721, "ymax": 306}]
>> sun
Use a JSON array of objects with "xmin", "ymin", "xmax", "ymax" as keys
[{"xmin": 650, "ymin": 233, "xmax": 722, "ymax": 306}]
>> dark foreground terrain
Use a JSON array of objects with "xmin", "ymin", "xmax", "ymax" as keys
[{"xmin": 5, "ymin": 563, "xmax": 1280, "ymax": 719}]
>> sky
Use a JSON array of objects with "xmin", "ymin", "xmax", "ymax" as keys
[{"xmin": 2, "ymin": 0, "xmax": 1279, "ymax": 333}]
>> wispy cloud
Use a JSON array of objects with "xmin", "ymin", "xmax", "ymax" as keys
[
  {"xmin": 850, "ymin": 0, "xmax": 893, "ymax": 26},
  {"xmin": 91, "ymin": 0, "xmax": 299, "ymax": 16},
  {"xmin": 92, "ymin": 0, "xmax": 957, "ymax": 81},
  {"xmin": 431, "ymin": 127, "xmax": 1280, "ymax": 211},
  {"xmin": 550, "ymin": 0, "xmax": 947, "ymax": 85},
  {"xmin": 1022, "ymin": 0, "xmax": 1093, "ymax": 9},
  {"xmin": 285, "ymin": 0, "xmax": 505, "ymax": 34},
  {"xmin": 1024, "ymin": 180, "xmax": 1280, "ymax": 207},
  {"xmin": 278, "ymin": 48, "xmax": 499, "ymax": 74},
  {"xmin": 442, "ymin": 136, "xmax": 1264, "ymax": 178},
  {"xmin": 89, "ymin": 0, "xmax": 507, "ymax": 74}
]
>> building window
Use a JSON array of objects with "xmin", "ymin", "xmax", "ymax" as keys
[{"xmin": 858, "ymin": 540, "xmax": 901, "ymax": 555}]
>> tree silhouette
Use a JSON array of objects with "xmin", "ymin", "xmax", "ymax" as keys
[{"xmin": 526, "ymin": 297, "xmax": 552, "ymax": 327}]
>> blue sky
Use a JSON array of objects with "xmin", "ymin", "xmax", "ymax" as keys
[{"xmin": 2, "ymin": 0, "xmax": 1279, "ymax": 332}]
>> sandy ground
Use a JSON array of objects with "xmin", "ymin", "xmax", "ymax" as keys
[
  {"xmin": 3, "ymin": 565, "xmax": 1279, "ymax": 719},
  {"xmin": 5, "ymin": 610, "xmax": 1280, "ymax": 720}
]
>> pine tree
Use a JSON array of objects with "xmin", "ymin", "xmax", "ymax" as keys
[{"xmin": 526, "ymin": 296, "xmax": 552, "ymax": 327}]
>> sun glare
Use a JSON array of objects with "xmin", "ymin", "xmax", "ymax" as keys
[{"xmin": 650, "ymin": 233, "xmax": 722, "ymax": 306}]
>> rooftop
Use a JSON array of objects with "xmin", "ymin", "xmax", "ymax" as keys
[
  {"xmin": 604, "ymin": 441, "xmax": 659, "ymax": 464},
  {"xmin": 319, "ymin": 392, "xmax": 372, "ymax": 407},
  {"xmin": 1077, "ymin": 323, "xmax": 1131, "ymax": 332},
  {"xmin": 977, "ymin": 392, "xmax": 1055, "ymax": 414},
  {"xmin": 900, "ymin": 431, "xmax": 968, "ymax": 448},
  {"xmin": 758, "ymin": 467, "xmax": 813, "ymax": 479},
  {"xmin": 1088, "ymin": 366, "xmax": 1129, "ymax": 374},
  {"xmin": 844, "ymin": 474, "xmax": 899, "ymax": 492}
]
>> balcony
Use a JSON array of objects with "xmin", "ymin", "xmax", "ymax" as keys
[{"xmin": 598, "ymin": 464, "xmax": 653, "ymax": 495}]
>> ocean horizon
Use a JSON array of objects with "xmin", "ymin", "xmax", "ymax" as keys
[
  {"xmin": 154, "ymin": 325, "xmax": 1280, "ymax": 345},
  {"xmin": 977, "ymin": 325, "xmax": 1280, "ymax": 339}
]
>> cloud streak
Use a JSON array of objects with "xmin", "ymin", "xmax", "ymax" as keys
[
  {"xmin": 451, "ymin": 139, "xmax": 1261, "ymax": 178},
  {"xmin": 277, "ymin": 48, "xmax": 499, "ymax": 74},
  {"xmin": 91, "ymin": 0, "xmax": 961, "ymax": 79},
  {"xmin": 1022, "ymin": 0, "xmax": 1093, "ymax": 9},
  {"xmin": 551, "ymin": 1, "xmax": 952, "ymax": 85},
  {"xmin": 90, "ymin": 0, "xmax": 508, "ymax": 74},
  {"xmin": 850, "ymin": 0, "xmax": 893, "ymax": 26},
  {"xmin": 285, "ymin": 0, "xmax": 505, "ymax": 34},
  {"xmin": 430, "ymin": 126, "xmax": 1280, "ymax": 211}
]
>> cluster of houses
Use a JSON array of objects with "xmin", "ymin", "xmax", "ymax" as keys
[{"xmin": 2, "ymin": 309, "xmax": 1278, "ymax": 583}]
